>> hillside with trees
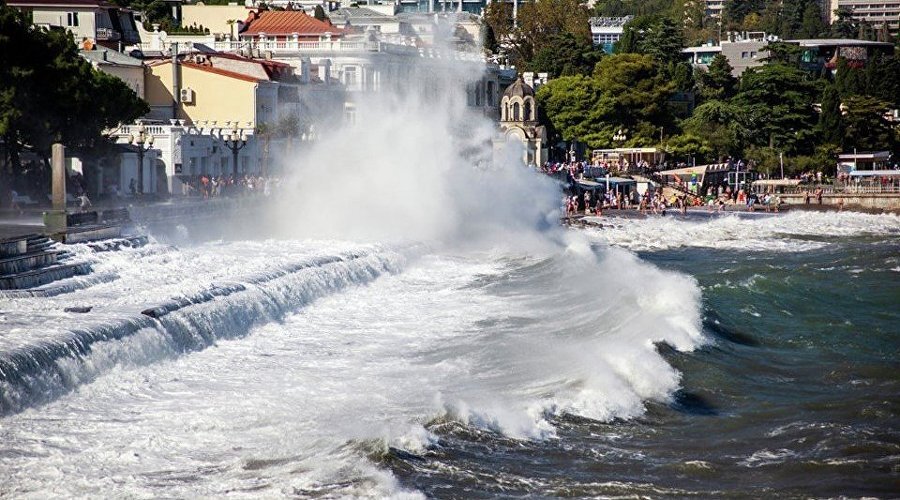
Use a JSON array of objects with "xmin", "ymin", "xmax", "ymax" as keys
[{"xmin": 484, "ymin": 0, "xmax": 899, "ymax": 175}]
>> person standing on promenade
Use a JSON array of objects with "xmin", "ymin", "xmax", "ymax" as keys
[
  {"xmin": 815, "ymin": 187, "xmax": 823, "ymax": 205},
  {"xmin": 77, "ymin": 192, "xmax": 92, "ymax": 213}
]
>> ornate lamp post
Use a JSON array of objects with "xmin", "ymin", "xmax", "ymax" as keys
[
  {"xmin": 222, "ymin": 124, "xmax": 248, "ymax": 176},
  {"xmin": 130, "ymin": 123, "xmax": 154, "ymax": 194},
  {"xmin": 613, "ymin": 128, "xmax": 628, "ymax": 170}
]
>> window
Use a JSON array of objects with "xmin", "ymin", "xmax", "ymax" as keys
[
  {"xmin": 524, "ymin": 100, "xmax": 532, "ymax": 121},
  {"xmin": 67, "ymin": 12, "xmax": 79, "ymax": 26},
  {"xmin": 741, "ymin": 51, "xmax": 749, "ymax": 58},
  {"xmin": 487, "ymin": 81, "xmax": 495, "ymax": 107},
  {"xmin": 512, "ymin": 102, "xmax": 520, "ymax": 121}
]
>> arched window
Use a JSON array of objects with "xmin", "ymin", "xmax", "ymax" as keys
[
  {"xmin": 524, "ymin": 100, "xmax": 532, "ymax": 121},
  {"xmin": 513, "ymin": 102, "xmax": 520, "ymax": 121}
]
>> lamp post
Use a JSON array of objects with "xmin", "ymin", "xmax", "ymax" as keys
[
  {"xmin": 130, "ymin": 123, "xmax": 154, "ymax": 195},
  {"xmin": 613, "ymin": 128, "xmax": 627, "ymax": 169},
  {"xmin": 222, "ymin": 124, "xmax": 248, "ymax": 176}
]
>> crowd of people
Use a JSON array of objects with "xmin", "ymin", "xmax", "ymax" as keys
[
  {"xmin": 539, "ymin": 158, "xmax": 661, "ymax": 178},
  {"xmin": 564, "ymin": 187, "xmax": 672, "ymax": 217},
  {"xmin": 179, "ymin": 174, "xmax": 280, "ymax": 199}
]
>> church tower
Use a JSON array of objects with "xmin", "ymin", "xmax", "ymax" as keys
[{"xmin": 497, "ymin": 75, "xmax": 547, "ymax": 167}]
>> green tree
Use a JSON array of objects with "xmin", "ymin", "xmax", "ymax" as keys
[
  {"xmin": 756, "ymin": 0, "xmax": 783, "ymax": 35},
  {"xmin": 799, "ymin": 0, "xmax": 825, "ymax": 38},
  {"xmin": 696, "ymin": 54, "xmax": 737, "ymax": 101},
  {"xmin": 682, "ymin": 99, "xmax": 743, "ymax": 157},
  {"xmin": 723, "ymin": 0, "xmax": 764, "ymax": 26},
  {"xmin": 665, "ymin": 133, "xmax": 713, "ymax": 164},
  {"xmin": 529, "ymin": 32, "xmax": 604, "ymax": 77},
  {"xmin": 313, "ymin": 5, "xmax": 328, "ymax": 22},
  {"xmin": 732, "ymin": 63, "xmax": 818, "ymax": 154},
  {"xmin": 865, "ymin": 54, "xmax": 900, "ymax": 107},
  {"xmin": 592, "ymin": 53, "xmax": 675, "ymax": 146},
  {"xmin": 780, "ymin": 0, "xmax": 807, "ymax": 38},
  {"xmin": 834, "ymin": 58, "xmax": 867, "ymax": 97},
  {"xmin": 481, "ymin": 21, "xmax": 498, "ymax": 54},
  {"xmin": 818, "ymin": 84, "xmax": 844, "ymax": 145},
  {"xmin": 842, "ymin": 95, "xmax": 895, "ymax": 151},
  {"xmin": 535, "ymin": 75, "xmax": 605, "ymax": 144},
  {"xmin": 0, "ymin": 4, "xmax": 147, "ymax": 180},
  {"xmin": 637, "ymin": 16, "xmax": 684, "ymax": 66},
  {"xmin": 485, "ymin": 0, "xmax": 592, "ymax": 68},
  {"xmin": 830, "ymin": 7, "xmax": 859, "ymax": 38}
]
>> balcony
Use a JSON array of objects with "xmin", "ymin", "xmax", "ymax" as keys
[{"xmin": 95, "ymin": 27, "xmax": 121, "ymax": 41}]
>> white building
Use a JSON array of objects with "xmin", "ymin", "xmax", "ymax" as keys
[
  {"xmin": 590, "ymin": 16, "xmax": 632, "ymax": 53},
  {"xmin": 828, "ymin": 0, "xmax": 900, "ymax": 34},
  {"xmin": 683, "ymin": 31, "xmax": 773, "ymax": 76},
  {"xmin": 80, "ymin": 49, "xmax": 145, "ymax": 98},
  {"xmin": 9, "ymin": 0, "xmax": 141, "ymax": 49}
]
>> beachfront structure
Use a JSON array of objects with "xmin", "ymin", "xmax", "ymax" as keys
[
  {"xmin": 827, "ymin": 0, "xmax": 900, "ymax": 34},
  {"xmin": 592, "ymin": 148, "xmax": 664, "ymax": 169},
  {"xmin": 589, "ymin": 16, "xmax": 632, "ymax": 53},
  {"xmin": 8, "ymin": 0, "xmax": 141, "ymax": 49},
  {"xmin": 837, "ymin": 151, "xmax": 896, "ymax": 172}
]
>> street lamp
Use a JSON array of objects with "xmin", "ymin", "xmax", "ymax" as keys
[
  {"xmin": 613, "ymin": 129, "xmax": 627, "ymax": 169},
  {"xmin": 130, "ymin": 123, "xmax": 154, "ymax": 195},
  {"xmin": 221, "ymin": 124, "xmax": 248, "ymax": 175}
]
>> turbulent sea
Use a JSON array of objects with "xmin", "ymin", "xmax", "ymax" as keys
[{"xmin": 0, "ymin": 211, "xmax": 898, "ymax": 498}]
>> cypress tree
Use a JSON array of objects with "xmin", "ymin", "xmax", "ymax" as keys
[
  {"xmin": 818, "ymin": 84, "xmax": 844, "ymax": 146},
  {"xmin": 799, "ymin": 1, "xmax": 825, "ymax": 38}
]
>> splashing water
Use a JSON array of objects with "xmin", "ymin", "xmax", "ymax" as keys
[{"xmin": 0, "ymin": 51, "xmax": 713, "ymax": 497}]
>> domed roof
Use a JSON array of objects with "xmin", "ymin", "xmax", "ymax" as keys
[{"xmin": 503, "ymin": 76, "xmax": 535, "ymax": 98}]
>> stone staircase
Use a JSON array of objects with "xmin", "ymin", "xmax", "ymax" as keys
[{"xmin": 0, "ymin": 234, "xmax": 90, "ymax": 290}]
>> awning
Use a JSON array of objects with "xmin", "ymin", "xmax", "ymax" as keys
[
  {"xmin": 849, "ymin": 170, "xmax": 900, "ymax": 177},
  {"xmin": 659, "ymin": 166, "xmax": 707, "ymax": 177},
  {"xmin": 752, "ymin": 179, "xmax": 802, "ymax": 186}
]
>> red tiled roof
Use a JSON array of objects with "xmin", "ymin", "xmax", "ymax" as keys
[{"xmin": 241, "ymin": 10, "xmax": 343, "ymax": 37}]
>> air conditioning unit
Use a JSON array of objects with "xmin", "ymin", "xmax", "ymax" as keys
[{"xmin": 180, "ymin": 88, "xmax": 194, "ymax": 104}]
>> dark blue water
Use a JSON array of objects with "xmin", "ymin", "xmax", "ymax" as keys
[{"xmin": 388, "ymin": 228, "xmax": 900, "ymax": 497}]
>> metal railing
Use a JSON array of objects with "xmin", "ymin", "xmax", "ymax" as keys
[{"xmin": 211, "ymin": 39, "xmax": 381, "ymax": 53}]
